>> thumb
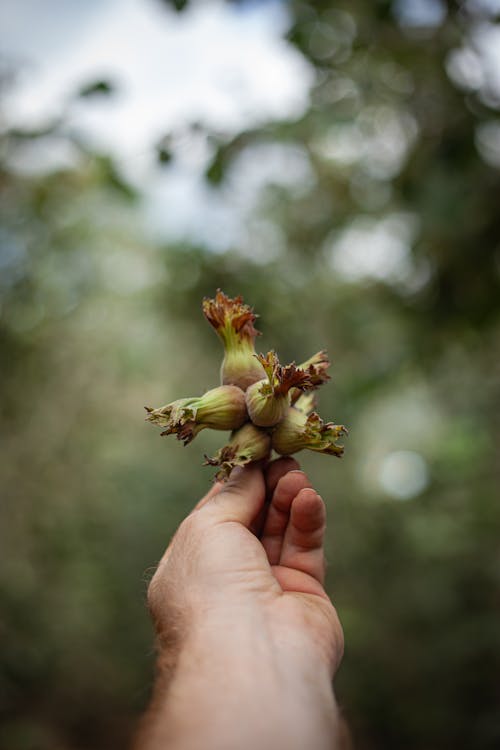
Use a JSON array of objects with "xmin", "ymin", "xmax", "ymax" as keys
[{"xmin": 199, "ymin": 464, "xmax": 266, "ymax": 527}]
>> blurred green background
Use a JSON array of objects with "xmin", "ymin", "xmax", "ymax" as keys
[{"xmin": 1, "ymin": 1, "xmax": 500, "ymax": 748}]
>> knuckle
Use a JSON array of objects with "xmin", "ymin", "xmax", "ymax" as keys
[
  {"xmin": 146, "ymin": 571, "xmax": 163, "ymax": 616},
  {"xmin": 178, "ymin": 510, "xmax": 203, "ymax": 537},
  {"xmin": 211, "ymin": 485, "xmax": 238, "ymax": 504},
  {"xmin": 331, "ymin": 609, "xmax": 345, "ymax": 669}
]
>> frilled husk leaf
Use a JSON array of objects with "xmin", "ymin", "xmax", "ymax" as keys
[
  {"xmin": 293, "ymin": 391, "xmax": 317, "ymax": 415},
  {"xmin": 159, "ymin": 420, "xmax": 207, "ymax": 446},
  {"xmin": 290, "ymin": 350, "xmax": 331, "ymax": 403},
  {"xmin": 204, "ymin": 422, "xmax": 272, "ymax": 481},
  {"xmin": 256, "ymin": 351, "xmax": 317, "ymax": 396},
  {"xmin": 203, "ymin": 290, "xmax": 261, "ymax": 343},
  {"xmin": 202, "ymin": 290, "xmax": 266, "ymax": 390},
  {"xmin": 145, "ymin": 385, "xmax": 247, "ymax": 445},
  {"xmin": 145, "ymin": 290, "xmax": 348, "ymax": 468},
  {"xmin": 271, "ymin": 407, "xmax": 347, "ymax": 457},
  {"xmin": 245, "ymin": 351, "xmax": 322, "ymax": 427}
]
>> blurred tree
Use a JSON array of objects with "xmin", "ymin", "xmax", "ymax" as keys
[{"xmin": 1, "ymin": 1, "xmax": 499, "ymax": 749}]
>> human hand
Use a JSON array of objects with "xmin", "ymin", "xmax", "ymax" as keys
[
  {"xmin": 141, "ymin": 459, "xmax": 344, "ymax": 750},
  {"xmin": 148, "ymin": 457, "xmax": 343, "ymax": 676}
]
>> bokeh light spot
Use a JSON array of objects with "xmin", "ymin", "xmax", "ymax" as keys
[{"xmin": 379, "ymin": 450, "xmax": 429, "ymax": 499}]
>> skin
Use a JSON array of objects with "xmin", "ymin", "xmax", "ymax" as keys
[{"xmin": 135, "ymin": 458, "xmax": 345, "ymax": 750}]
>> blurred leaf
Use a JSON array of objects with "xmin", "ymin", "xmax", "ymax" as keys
[{"xmin": 78, "ymin": 79, "xmax": 115, "ymax": 98}]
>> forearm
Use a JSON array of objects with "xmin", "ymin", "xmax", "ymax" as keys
[{"xmin": 135, "ymin": 612, "xmax": 339, "ymax": 750}]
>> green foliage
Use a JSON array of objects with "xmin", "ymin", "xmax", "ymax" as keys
[
  {"xmin": 77, "ymin": 79, "xmax": 115, "ymax": 98},
  {"xmin": 1, "ymin": 2, "xmax": 500, "ymax": 749}
]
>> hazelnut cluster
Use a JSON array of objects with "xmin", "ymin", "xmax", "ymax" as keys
[{"xmin": 145, "ymin": 291, "xmax": 347, "ymax": 481}]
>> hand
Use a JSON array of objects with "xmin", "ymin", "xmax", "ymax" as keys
[{"xmin": 141, "ymin": 458, "xmax": 344, "ymax": 750}]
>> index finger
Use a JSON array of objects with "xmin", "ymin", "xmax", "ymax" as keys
[{"xmin": 265, "ymin": 457, "xmax": 301, "ymax": 499}]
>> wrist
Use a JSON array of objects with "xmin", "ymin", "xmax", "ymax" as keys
[
  {"xmin": 160, "ymin": 601, "xmax": 334, "ymax": 686},
  {"xmin": 155, "ymin": 607, "xmax": 338, "ymax": 750}
]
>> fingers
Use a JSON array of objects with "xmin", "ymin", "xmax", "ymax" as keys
[
  {"xmin": 194, "ymin": 456, "xmax": 278, "ymax": 518},
  {"xmin": 193, "ymin": 457, "xmax": 299, "ymax": 520},
  {"xmin": 192, "ymin": 481, "xmax": 225, "ymax": 511},
  {"xmin": 279, "ymin": 488, "xmax": 327, "ymax": 585},
  {"xmin": 194, "ymin": 458, "xmax": 301, "ymax": 535},
  {"xmin": 198, "ymin": 464, "xmax": 266, "ymax": 528},
  {"xmin": 264, "ymin": 457, "xmax": 301, "ymax": 500},
  {"xmin": 261, "ymin": 469, "xmax": 312, "ymax": 564},
  {"xmin": 248, "ymin": 457, "xmax": 302, "ymax": 538}
]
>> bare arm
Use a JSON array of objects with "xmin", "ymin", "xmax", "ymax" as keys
[{"xmin": 134, "ymin": 459, "xmax": 344, "ymax": 750}]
